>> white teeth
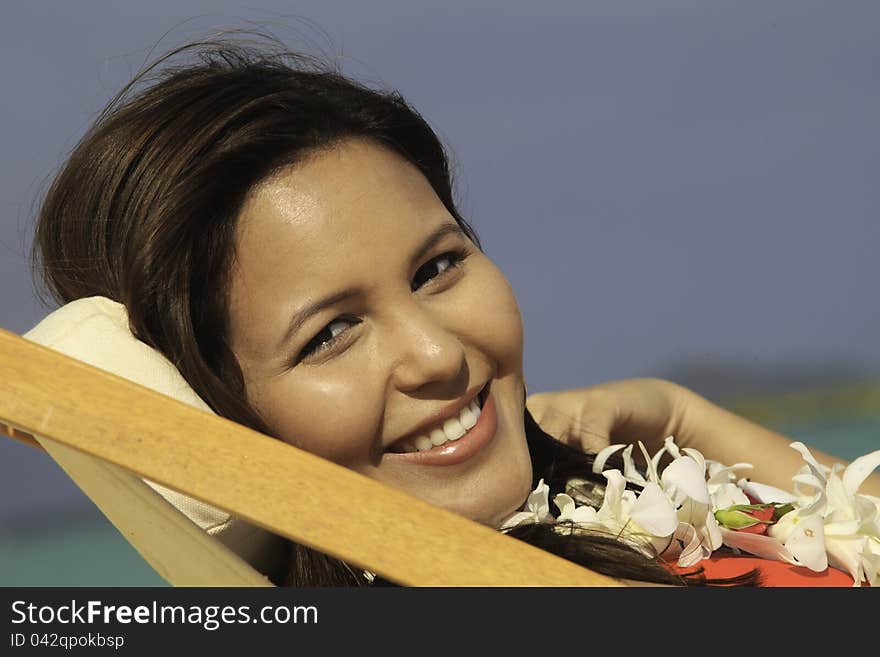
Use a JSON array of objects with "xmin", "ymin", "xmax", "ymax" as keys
[
  {"xmin": 393, "ymin": 391, "xmax": 485, "ymax": 453},
  {"xmin": 443, "ymin": 417, "xmax": 465, "ymax": 440},
  {"xmin": 459, "ymin": 405, "xmax": 477, "ymax": 430}
]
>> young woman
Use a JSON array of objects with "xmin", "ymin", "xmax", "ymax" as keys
[{"xmin": 31, "ymin": 38, "xmax": 879, "ymax": 586}]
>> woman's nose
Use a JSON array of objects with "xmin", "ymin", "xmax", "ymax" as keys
[{"xmin": 387, "ymin": 308, "xmax": 467, "ymax": 393}]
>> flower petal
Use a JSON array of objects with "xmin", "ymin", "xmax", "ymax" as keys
[
  {"xmin": 791, "ymin": 474, "xmax": 827, "ymax": 516},
  {"xmin": 822, "ymin": 519, "xmax": 861, "ymax": 537},
  {"xmin": 527, "ymin": 479, "xmax": 551, "ymax": 520},
  {"xmin": 711, "ymin": 483, "xmax": 751, "ymax": 510},
  {"xmin": 593, "ymin": 444, "xmax": 625, "ymax": 474},
  {"xmin": 499, "ymin": 511, "xmax": 539, "ymax": 531},
  {"xmin": 825, "ymin": 534, "xmax": 868, "ymax": 585},
  {"xmin": 553, "ymin": 493, "xmax": 576, "ymax": 521},
  {"xmin": 792, "ymin": 473, "xmax": 824, "ymax": 491},
  {"xmin": 707, "ymin": 462, "xmax": 753, "ymax": 486},
  {"xmin": 738, "ymin": 480, "xmax": 796, "ymax": 504},
  {"xmin": 682, "ymin": 448, "xmax": 706, "ymax": 476},
  {"xmin": 663, "ymin": 436, "xmax": 682, "ymax": 459},
  {"xmin": 783, "ymin": 513, "xmax": 828, "ymax": 572},
  {"xmin": 701, "ymin": 506, "xmax": 723, "ymax": 550},
  {"xmin": 638, "ymin": 441, "xmax": 659, "ymax": 483},
  {"xmin": 842, "ymin": 450, "xmax": 880, "ymax": 498},
  {"xmin": 651, "ymin": 444, "xmax": 668, "ymax": 477},
  {"xmin": 790, "ymin": 442, "xmax": 829, "ymax": 483},
  {"xmin": 720, "ymin": 528, "xmax": 798, "ymax": 564},
  {"xmin": 825, "ymin": 470, "xmax": 856, "ymax": 523},
  {"xmin": 621, "ymin": 444, "xmax": 647, "ymax": 486},
  {"xmin": 662, "ymin": 456, "xmax": 710, "ymax": 504},
  {"xmin": 598, "ymin": 469, "xmax": 627, "ymax": 521},
  {"xmin": 570, "ymin": 505, "xmax": 599, "ymax": 524},
  {"xmin": 860, "ymin": 547, "xmax": 880, "ymax": 587},
  {"xmin": 855, "ymin": 496, "xmax": 879, "ymax": 528},
  {"xmin": 675, "ymin": 524, "xmax": 706, "ymax": 568},
  {"xmin": 630, "ymin": 482, "xmax": 678, "ymax": 537}
]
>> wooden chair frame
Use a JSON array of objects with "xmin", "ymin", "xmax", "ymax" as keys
[{"xmin": 0, "ymin": 328, "xmax": 620, "ymax": 587}]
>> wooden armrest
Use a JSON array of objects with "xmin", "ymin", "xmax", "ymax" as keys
[
  {"xmin": 0, "ymin": 421, "xmax": 41, "ymax": 449},
  {"xmin": 0, "ymin": 328, "xmax": 621, "ymax": 587}
]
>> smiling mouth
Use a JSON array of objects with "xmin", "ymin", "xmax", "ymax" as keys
[{"xmin": 386, "ymin": 384, "xmax": 489, "ymax": 454}]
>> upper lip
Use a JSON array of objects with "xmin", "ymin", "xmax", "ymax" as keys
[{"xmin": 386, "ymin": 382, "xmax": 488, "ymax": 451}]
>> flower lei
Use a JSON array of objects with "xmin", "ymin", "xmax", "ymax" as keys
[{"xmin": 500, "ymin": 437, "xmax": 880, "ymax": 586}]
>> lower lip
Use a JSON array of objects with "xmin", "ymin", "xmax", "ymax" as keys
[{"xmin": 383, "ymin": 386, "xmax": 499, "ymax": 466}]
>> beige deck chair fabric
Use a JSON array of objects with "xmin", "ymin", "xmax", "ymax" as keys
[
  {"xmin": 22, "ymin": 296, "xmax": 286, "ymax": 580},
  {"xmin": 4, "ymin": 297, "xmax": 619, "ymax": 586}
]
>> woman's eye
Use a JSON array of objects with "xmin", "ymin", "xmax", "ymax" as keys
[
  {"xmin": 411, "ymin": 251, "xmax": 465, "ymax": 291},
  {"xmin": 298, "ymin": 318, "xmax": 356, "ymax": 361},
  {"xmin": 295, "ymin": 250, "xmax": 465, "ymax": 365}
]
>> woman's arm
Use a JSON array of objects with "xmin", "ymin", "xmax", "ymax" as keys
[{"xmin": 526, "ymin": 378, "xmax": 880, "ymax": 497}]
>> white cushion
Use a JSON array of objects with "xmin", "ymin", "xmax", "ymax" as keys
[{"xmin": 24, "ymin": 296, "xmax": 285, "ymax": 578}]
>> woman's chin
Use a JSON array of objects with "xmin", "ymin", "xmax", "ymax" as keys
[
  {"xmin": 440, "ymin": 472, "xmax": 534, "ymax": 529},
  {"xmin": 444, "ymin": 499, "xmax": 522, "ymax": 529}
]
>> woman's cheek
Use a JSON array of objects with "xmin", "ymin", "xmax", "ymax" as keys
[
  {"xmin": 469, "ymin": 262, "xmax": 524, "ymax": 369},
  {"xmin": 258, "ymin": 378, "xmax": 380, "ymax": 464}
]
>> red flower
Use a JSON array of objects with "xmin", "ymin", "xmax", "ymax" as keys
[
  {"xmin": 734, "ymin": 504, "xmax": 775, "ymax": 535},
  {"xmin": 714, "ymin": 494, "xmax": 797, "ymax": 535}
]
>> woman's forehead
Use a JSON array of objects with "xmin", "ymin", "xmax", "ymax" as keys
[{"xmin": 235, "ymin": 139, "xmax": 446, "ymax": 265}]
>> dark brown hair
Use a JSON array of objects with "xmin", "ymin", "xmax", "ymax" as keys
[{"xmin": 32, "ymin": 37, "xmax": 739, "ymax": 587}]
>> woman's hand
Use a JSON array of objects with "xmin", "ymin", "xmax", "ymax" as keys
[{"xmin": 526, "ymin": 378, "xmax": 690, "ymax": 456}]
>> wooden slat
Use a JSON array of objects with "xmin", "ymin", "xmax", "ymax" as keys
[
  {"xmin": 35, "ymin": 435, "xmax": 272, "ymax": 586},
  {"xmin": 0, "ymin": 328, "xmax": 620, "ymax": 586},
  {"xmin": 2, "ymin": 418, "xmax": 271, "ymax": 586},
  {"xmin": 0, "ymin": 421, "xmax": 41, "ymax": 450}
]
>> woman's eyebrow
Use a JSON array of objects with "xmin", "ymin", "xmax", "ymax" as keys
[
  {"xmin": 278, "ymin": 288, "xmax": 359, "ymax": 349},
  {"xmin": 279, "ymin": 222, "xmax": 466, "ymax": 349},
  {"xmin": 409, "ymin": 222, "xmax": 466, "ymax": 267}
]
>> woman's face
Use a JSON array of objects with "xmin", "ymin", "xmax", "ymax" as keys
[{"xmin": 227, "ymin": 138, "xmax": 533, "ymax": 528}]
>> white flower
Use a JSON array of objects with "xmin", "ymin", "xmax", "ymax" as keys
[
  {"xmin": 710, "ymin": 483, "xmax": 751, "ymax": 510},
  {"xmin": 554, "ymin": 468, "xmax": 677, "ymax": 557},
  {"xmin": 556, "ymin": 468, "xmax": 636, "ymax": 535},
  {"xmin": 765, "ymin": 508, "xmax": 828, "ymax": 572},
  {"xmin": 804, "ymin": 445, "xmax": 878, "ymax": 586},
  {"xmin": 718, "ymin": 526, "xmax": 808, "ymax": 567},
  {"xmin": 554, "ymin": 492, "xmax": 600, "ymax": 525},
  {"xmin": 707, "ymin": 459, "xmax": 753, "ymax": 509},
  {"xmin": 650, "ymin": 442, "xmax": 724, "ymax": 567},
  {"xmin": 630, "ymin": 482, "xmax": 680, "ymax": 538},
  {"xmin": 661, "ymin": 452, "xmax": 710, "ymax": 506},
  {"xmin": 752, "ymin": 442, "xmax": 828, "ymax": 572},
  {"xmin": 738, "ymin": 480, "xmax": 796, "ymax": 505},
  {"xmin": 758, "ymin": 443, "xmax": 880, "ymax": 585},
  {"xmin": 499, "ymin": 436, "xmax": 880, "ymax": 585},
  {"xmin": 663, "ymin": 498, "xmax": 724, "ymax": 567},
  {"xmin": 499, "ymin": 478, "xmax": 553, "ymax": 531}
]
